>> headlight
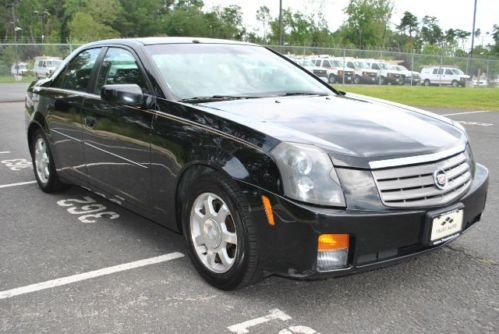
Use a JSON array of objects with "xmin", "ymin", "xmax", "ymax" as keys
[
  {"xmin": 465, "ymin": 144, "xmax": 476, "ymax": 176},
  {"xmin": 271, "ymin": 142, "xmax": 346, "ymax": 207}
]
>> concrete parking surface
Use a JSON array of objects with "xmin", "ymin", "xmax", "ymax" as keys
[{"xmin": 0, "ymin": 99, "xmax": 497, "ymax": 333}]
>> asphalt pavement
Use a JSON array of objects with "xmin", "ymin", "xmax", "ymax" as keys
[{"xmin": 0, "ymin": 92, "xmax": 498, "ymax": 333}]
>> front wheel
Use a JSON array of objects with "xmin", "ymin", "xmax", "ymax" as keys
[
  {"xmin": 328, "ymin": 74, "xmax": 337, "ymax": 84},
  {"xmin": 451, "ymin": 80, "xmax": 459, "ymax": 87},
  {"xmin": 182, "ymin": 173, "xmax": 262, "ymax": 290},
  {"xmin": 30, "ymin": 129, "xmax": 69, "ymax": 193},
  {"xmin": 423, "ymin": 79, "xmax": 431, "ymax": 86},
  {"xmin": 353, "ymin": 75, "xmax": 361, "ymax": 84}
]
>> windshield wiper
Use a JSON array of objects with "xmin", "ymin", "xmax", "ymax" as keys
[
  {"xmin": 276, "ymin": 92, "xmax": 330, "ymax": 97},
  {"xmin": 179, "ymin": 95, "xmax": 257, "ymax": 103}
]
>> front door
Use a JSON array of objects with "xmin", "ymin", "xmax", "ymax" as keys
[
  {"xmin": 45, "ymin": 47, "xmax": 103, "ymax": 185},
  {"xmin": 82, "ymin": 47, "xmax": 153, "ymax": 210}
]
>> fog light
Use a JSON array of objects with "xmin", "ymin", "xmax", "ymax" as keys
[{"xmin": 317, "ymin": 234, "xmax": 349, "ymax": 271}]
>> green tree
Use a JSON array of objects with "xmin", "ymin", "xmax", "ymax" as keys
[
  {"xmin": 492, "ymin": 24, "xmax": 499, "ymax": 56},
  {"xmin": 397, "ymin": 11, "xmax": 418, "ymax": 37},
  {"xmin": 420, "ymin": 16, "xmax": 443, "ymax": 45},
  {"xmin": 341, "ymin": 0, "xmax": 393, "ymax": 48},
  {"xmin": 68, "ymin": 12, "xmax": 118, "ymax": 42},
  {"xmin": 256, "ymin": 6, "xmax": 271, "ymax": 42}
]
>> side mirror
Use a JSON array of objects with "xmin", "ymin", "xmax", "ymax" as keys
[{"xmin": 101, "ymin": 84, "xmax": 145, "ymax": 107}]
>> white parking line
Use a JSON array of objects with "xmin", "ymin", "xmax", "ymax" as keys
[
  {"xmin": 442, "ymin": 110, "xmax": 494, "ymax": 117},
  {"xmin": 0, "ymin": 180, "xmax": 37, "ymax": 189},
  {"xmin": 0, "ymin": 252, "xmax": 185, "ymax": 300},
  {"xmin": 0, "ymin": 151, "xmax": 11, "ymax": 154}
]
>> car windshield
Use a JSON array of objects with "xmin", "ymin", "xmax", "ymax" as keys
[
  {"xmin": 354, "ymin": 61, "xmax": 368, "ymax": 69},
  {"xmin": 452, "ymin": 69, "xmax": 464, "ymax": 75},
  {"xmin": 146, "ymin": 44, "xmax": 332, "ymax": 100},
  {"xmin": 299, "ymin": 59, "xmax": 316, "ymax": 67}
]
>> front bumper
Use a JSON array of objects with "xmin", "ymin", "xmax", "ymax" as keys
[{"xmin": 238, "ymin": 164, "xmax": 488, "ymax": 279}]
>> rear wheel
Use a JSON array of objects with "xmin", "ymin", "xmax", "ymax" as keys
[
  {"xmin": 424, "ymin": 79, "xmax": 431, "ymax": 86},
  {"xmin": 30, "ymin": 129, "xmax": 69, "ymax": 192},
  {"xmin": 182, "ymin": 173, "xmax": 262, "ymax": 290},
  {"xmin": 353, "ymin": 75, "xmax": 361, "ymax": 84}
]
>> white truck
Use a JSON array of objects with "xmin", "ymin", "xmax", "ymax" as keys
[
  {"xmin": 311, "ymin": 56, "xmax": 354, "ymax": 84},
  {"xmin": 342, "ymin": 58, "xmax": 378, "ymax": 84},
  {"xmin": 420, "ymin": 66, "xmax": 469, "ymax": 87},
  {"xmin": 33, "ymin": 56, "xmax": 63, "ymax": 79},
  {"xmin": 364, "ymin": 60, "xmax": 403, "ymax": 85}
]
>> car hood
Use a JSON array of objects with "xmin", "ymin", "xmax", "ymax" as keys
[{"xmin": 195, "ymin": 93, "xmax": 466, "ymax": 169}]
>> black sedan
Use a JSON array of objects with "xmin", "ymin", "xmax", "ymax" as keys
[{"xmin": 25, "ymin": 38, "xmax": 488, "ymax": 290}]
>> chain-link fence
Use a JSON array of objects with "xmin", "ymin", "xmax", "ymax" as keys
[
  {"xmin": 268, "ymin": 45, "xmax": 499, "ymax": 87},
  {"xmin": 1, "ymin": 43, "xmax": 498, "ymax": 87},
  {"xmin": 0, "ymin": 43, "xmax": 80, "ymax": 82}
]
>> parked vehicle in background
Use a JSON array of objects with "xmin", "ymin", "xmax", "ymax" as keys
[
  {"xmin": 421, "ymin": 66, "xmax": 469, "ymax": 87},
  {"xmin": 472, "ymin": 78, "xmax": 488, "ymax": 87},
  {"xmin": 312, "ymin": 56, "xmax": 354, "ymax": 84},
  {"xmin": 11, "ymin": 62, "xmax": 29, "ymax": 76},
  {"xmin": 294, "ymin": 57, "xmax": 328, "ymax": 82},
  {"xmin": 392, "ymin": 64, "xmax": 420, "ymax": 85},
  {"xmin": 33, "ymin": 56, "xmax": 63, "ymax": 79},
  {"xmin": 365, "ymin": 60, "xmax": 402, "ymax": 85},
  {"xmin": 343, "ymin": 59, "xmax": 378, "ymax": 84}
]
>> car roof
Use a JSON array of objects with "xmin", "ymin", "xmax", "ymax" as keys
[{"xmin": 84, "ymin": 37, "xmax": 256, "ymax": 48}]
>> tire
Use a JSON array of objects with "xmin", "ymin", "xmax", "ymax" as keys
[
  {"xmin": 328, "ymin": 74, "xmax": 337, "ymax": 84},
  {"xmin": 181, "ymin": 173, "xmax": 262, "ymax": 290},
  {"xmin": 451, "ymin": 80, "xmax": 459, "ymax": 87},
  {"xmin": 424, "ymin": 79, "xmax": 431, "ymax": 86},
  {"xmin": 30, "ymin": 129, "xmax": 69, "ymax": 193},
  {"xmin": 353, "ymin": 75, "xmax": 361, "ymax": 84}
]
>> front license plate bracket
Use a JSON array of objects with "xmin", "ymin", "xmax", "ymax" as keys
[{"xmin": 423, "ymin": 203, "xmax": 465, "ymax": 246}]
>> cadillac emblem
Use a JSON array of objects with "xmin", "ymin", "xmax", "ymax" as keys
[{"xmin": 433, "ymin": 169, "xmax": 448, "ymax": 190}]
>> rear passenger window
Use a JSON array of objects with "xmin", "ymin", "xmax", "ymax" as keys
[
  {"xmin": 432, "ymin": 68, "xmax": 438, "ymax": 74},
  {"xmin": 53, "ymin": 48, "xmax": 101, "ymax": 92},
  {"xmin": 323, "ymin": 60, "xmax": 331, "ymax": 68},
  {"xmin": 438, "ymin": 68, "xmax": 444, "ymax": 75},
  {"xmin": 94, "ymin": 48, "xmax": 148, "ymax": 94}
]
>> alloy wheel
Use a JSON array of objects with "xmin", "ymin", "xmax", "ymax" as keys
[
  {"xmin": 34, "ymin": 137, "xmax": 50, "ymax": 185},
  {"xmin": 189, "ymin": 192, "xmax": 238, "ymax": 273}
]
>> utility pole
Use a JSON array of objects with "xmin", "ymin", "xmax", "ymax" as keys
[
  {"xmin": 10, "ymin": 0, "xmax": 21, "ymax": 75},
  {"xmin": 467, "ymin": 0, "xmax": 478, "ymax": 78},
  {"xmin": 279, "ymin": 0, "xmax": 284, "ymax": 46}
]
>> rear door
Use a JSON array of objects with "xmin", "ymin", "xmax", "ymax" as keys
[
  {"xmin": 82, "ymin": 47, "xmax": 153, "ymax": 210},
  {"xmin": 45, "ymin": 47, "xmax": 103, "ymax": 185}
]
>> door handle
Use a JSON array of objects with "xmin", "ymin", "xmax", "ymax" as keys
[{"xmin": 84, "ymin": 116, "xmax": 97, "ymax": 129}]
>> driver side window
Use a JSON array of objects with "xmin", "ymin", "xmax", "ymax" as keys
[{"xmin": 53, "ymin": 48, "xmax": 101, "ymax": 92}]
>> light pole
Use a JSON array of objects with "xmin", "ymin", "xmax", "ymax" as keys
[
  {"xmin": 8, "ymin": 1, "xmax": 22, "ymax": 75},
  {"xmin": 278, "ymin": 0, "xmax": 284, "ymax": 46},
  {"xmin": 33, "ymin": 10, "xmax": 50, "ymax": 44},
  {"xmin": 467, "ymin": 0, "xmax": 478, "ymax": 77}
]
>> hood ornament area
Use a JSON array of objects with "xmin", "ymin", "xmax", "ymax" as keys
[{"xmin": 434, "ymin": 169, "xmax": 448, "ymax": 190}]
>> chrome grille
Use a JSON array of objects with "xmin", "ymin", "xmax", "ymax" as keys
[{"xmin": 372, "ymin": 151, "xmax": 472, "ymax": 208}]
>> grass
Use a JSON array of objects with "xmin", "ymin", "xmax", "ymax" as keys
[
  {"xmin": 0, "ymin": 76, "xmax": 36, "ymax": 84},
  {"xmin": 336, "ymin": 85, "xmax": 499, "ymax": 110}
]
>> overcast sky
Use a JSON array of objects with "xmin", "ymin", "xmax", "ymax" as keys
[{"xmin": 204, "ymin": 0, "xmax": 498, "ymax": 48}]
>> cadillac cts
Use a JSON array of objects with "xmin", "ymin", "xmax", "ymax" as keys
[{"xmin": 25, "ymin": 38, "xmax": 488, "ymax": 290}]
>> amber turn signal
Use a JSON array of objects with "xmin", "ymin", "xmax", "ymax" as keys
[
  {"xmin": 261, "ymin": 195, "xmax": 275, "ymax": 226},
  {"xmin": 318, "ymin": 234, "xmax": 349, "ymax": 251}
]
